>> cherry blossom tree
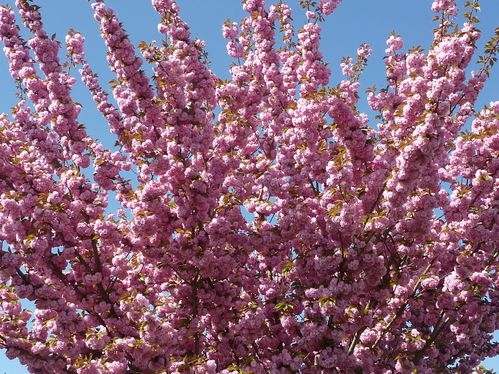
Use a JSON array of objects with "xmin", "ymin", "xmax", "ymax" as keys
[{"xmin": 0, "ymin": 0, "xmax": 498, "ymax": 372}]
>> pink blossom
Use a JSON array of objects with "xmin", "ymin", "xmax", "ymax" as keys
[{"xmin": 0, "ymin": 1, "xmax": 496, "ymax": 373}]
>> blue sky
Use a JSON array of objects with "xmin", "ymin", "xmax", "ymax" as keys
[{"xmin": 0, "ymin": 0, "xmax": 498, "ymax": 372}]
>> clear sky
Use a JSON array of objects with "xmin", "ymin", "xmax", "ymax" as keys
[{"xmin": 0, "ymin": 0, "xmax": 497, "ymax": 372}]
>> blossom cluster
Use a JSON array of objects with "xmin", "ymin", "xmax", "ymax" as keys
[{"xmin": 0, "ymin": 0, "xmax": 497, "ymax": 373}]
